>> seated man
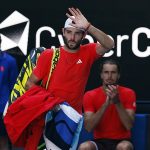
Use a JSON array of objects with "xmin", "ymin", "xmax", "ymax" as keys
[{"xmin": 78, "ymin": 59, "xmax": 136, "ymax": 150}]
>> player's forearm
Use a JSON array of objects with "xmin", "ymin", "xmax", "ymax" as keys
[
  {"xmin": 25, "ymin": 79, "xmax": 36, "ymax": 90},
  {"xmin": 115, "ymin": 102, "xmax": 134, "ymax": 130},
  {"xmin": 25, "ymin": 73, "xmax": 40, "ymax": 90},
  {"xmin": 87, "ymin": 24, "xmax": 114, "ymax": 50},
  {"xmin": 84, "ymin": 102, "xmax": 109, "ymax": 132}
]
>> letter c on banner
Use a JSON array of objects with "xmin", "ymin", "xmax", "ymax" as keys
[
  {"xmin": 132, "ymin": 27, "xmax": 150, "ymax": 57},
  {"xmin": 36, "ymin": 26, "xmax": 56, "ymax": 48}
]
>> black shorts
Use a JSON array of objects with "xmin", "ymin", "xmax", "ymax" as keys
[
  {"xmin": 93, "ymin": 138, "xmax": 132, "ymax": 150},
  {"xmin": 0, "ymin": 113, "xmax": 7, "ymax": 136}
]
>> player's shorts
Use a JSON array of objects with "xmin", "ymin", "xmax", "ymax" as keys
[{"xmin": 92, "ymin": 138, "xmax": 132, "ymax": 150}]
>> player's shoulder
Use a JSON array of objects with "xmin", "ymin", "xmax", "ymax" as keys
[
  {"xmin": 85, "ymin": 87, "xmax": 102, "ymax": 96},
  {"xmin": 119, "ymin": 85, "xmax": 136, "ymax": 94},
  {"xmin": 81, "ymin": 43, "xmax": 96, "ymax": 49},
  {"xmin": 43, "ymin": 48, "xmax": 60, "ymax": 54},
  {"xmin": 39, "ymin": 48, "xmax": 55, "ymax": 58},
  {"xmin": 43, "ymin": 48, "xmax": 53, "ymax": 53}
]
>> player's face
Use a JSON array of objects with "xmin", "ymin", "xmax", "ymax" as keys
[
  {"xmin": 63, "ymin": 28, "xmax": 84, "ymax": 51},
  {"xmin": 101, "ymin": 64, "xmax": 120, "ymax": 86}
]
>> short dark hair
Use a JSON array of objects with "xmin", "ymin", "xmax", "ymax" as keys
[{"xmin": 100, "ymin": 59, "xmax": 121, "ymax": 74}]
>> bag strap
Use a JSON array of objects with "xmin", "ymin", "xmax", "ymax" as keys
[{"xmin": 45, "ymin": 48, "xmax": 60, "ymax": 89}]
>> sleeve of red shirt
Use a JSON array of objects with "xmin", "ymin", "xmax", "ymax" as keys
[
  {"xmin": 86, "ymin": 43, "xmax": 102, "ymax": 61},
  {"xmin": 33, "ymin": 49, "xmax": 53, "ymax": 80},
  {"xmin": 123, "ymin": 89, "xmax": 136, "ymax": 112},
  {"xmin": 83, "ymin": 91, "xmax": 95, "ymax": 113}
]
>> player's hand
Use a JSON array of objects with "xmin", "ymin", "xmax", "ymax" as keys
[
  {"xmin": 66, "ymin": 7, "xmax": 90, "ymax": 31},
  {"xmin": 105, "ymin": 85, "xmax": 120, "ymax": 104}
]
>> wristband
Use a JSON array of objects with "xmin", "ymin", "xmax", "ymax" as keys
[{"xmin": 85, "ymin": 22, "xmax": 91, "ymax": 32}]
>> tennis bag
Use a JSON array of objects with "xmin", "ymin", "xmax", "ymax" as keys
[{"xmin": 9, "ymin": 47, "xmax": 46, "ymax": 104}]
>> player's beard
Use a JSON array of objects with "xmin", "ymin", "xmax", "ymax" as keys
[{"xmin": 63, "ymin": 37, "xmax": 81, "ymax": 51}]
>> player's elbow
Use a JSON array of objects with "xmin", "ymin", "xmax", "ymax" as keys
[
  {"xmin": 105, "ymin": 40, "xmax": 115, "ymax": 52},
  {"xmin": 109, "ymin": 39, "xmax": 115, "ymax": 49}
]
